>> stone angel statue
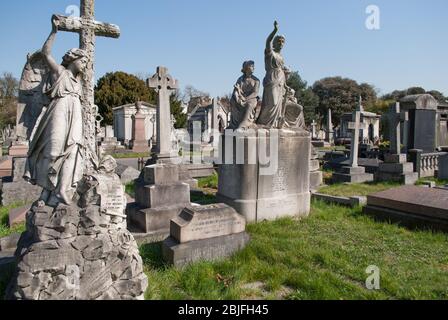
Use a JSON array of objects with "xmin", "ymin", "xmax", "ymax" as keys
[{"xmin": 23, "ymin": 16, "xmax": 87, "ymax": 207}]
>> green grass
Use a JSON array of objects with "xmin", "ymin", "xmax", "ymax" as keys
[
  {"xmin": 141, "ymin": 200, "xmax": 448, "ymax": 300},
  {"xmin": 125, "ymin": 182, "xmax": 136, "ymax": 198},
  {"xmin": 317, "ymin": 181, "xmax": 401, "ymax": 197},
  {"xmin": 110, "ymin": 152, "xmax": 149, "ymax": 159},
  {"xmin": 198, "ymin": 173, "xmax": 218, "ymax": 189},
  {"xmin": 0, "ymin": 203, "xmax": 26, "ymax": 238},
  {"xmin": 415, "ymin": 177, "xmax": 448, "ymax": 187}
]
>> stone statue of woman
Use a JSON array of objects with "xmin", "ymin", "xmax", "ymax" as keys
[
  {"xmin": 229, "ymin": 60, "xmax": 260, "ymax": 130},
  {"xmin": 256, "ymin": 21, "xmax": 291, "ymax": 128},
  {"xmin": 24, "ymin": 17, "xmax": 87, "ymax": 207}
]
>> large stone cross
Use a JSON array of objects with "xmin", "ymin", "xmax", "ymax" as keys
[
  {"xmin": 53, "ymin": 0, "xmax": 120, "ymax": 170},
  {"xmin": 348, "ymin": 99, "xmax": 368, "ymax": 167},
  {"xmin": 147, "ymin": 66, "xmax": 179, "ymax": 158},
  {"xmin": 387, "ymin": 102, "xmax": 408, "ymax": 155}
]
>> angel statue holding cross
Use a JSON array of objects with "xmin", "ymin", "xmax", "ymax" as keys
[{"xmin": 23, "ymin": 17, "xmax": 86, "ymax": 207}]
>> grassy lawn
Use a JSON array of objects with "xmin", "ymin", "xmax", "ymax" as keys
[
  {"xmin": 0, "ymin": 203, "xmax": 26, "ymax": 239},
  {"xmin": 142, "ymin": 200, "xmax": 448, "ymax": 300},
  {"xmin": 198, "ymin": 173, "xmax": 218, "ymax": 189},
  {"xmin": 415, "ymin": 177, "xmax": 448, "ymax": 187},
  {"xmin": 317, "ymin": 182, "xmax": 401, "ymax": 197},
  {"xmin": 110, "ymin": 152, "xmax": 149, "ymax": 159}
]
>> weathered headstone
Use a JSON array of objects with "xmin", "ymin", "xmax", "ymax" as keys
[
  {"xmin": 127, "ymin": 164, "xmax": 190, "ymax": 242},
  {"xmin": 311, "ymin": 120, "xmax": 317, "ymax": 140},
  {"xmin": 378, "ymin": 102, "xmax": 418, "ymax": 185},
  {"xmin": 162, "ymin": 204, "xmax": 250, "ymax": 267},
  {"xmin": 309, "ymin": 146, "xmax": 323, "ymax": 191},
  {"xmin": 130, "ymin": 101, "xmax": 150, "ymax": 153}
]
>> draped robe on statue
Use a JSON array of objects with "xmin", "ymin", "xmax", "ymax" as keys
[
  {"xmin": 24, "ymin": 69, "xmax": 84, "ymax": 203},
  {"xmin": 256, "ymin": 48, "xmax": 287, "ymax": 128}
]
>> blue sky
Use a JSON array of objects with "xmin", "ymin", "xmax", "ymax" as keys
[{"xmin": 0, "ymin": 0, "xmax": 447, "ymax": 97}]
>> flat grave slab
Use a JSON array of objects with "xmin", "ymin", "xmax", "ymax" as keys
[{"xmin": 364, "ymin": 185, "xmax": 448, "ymax": 232}]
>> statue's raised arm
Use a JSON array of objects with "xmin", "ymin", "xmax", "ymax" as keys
[{"xmin": 266, "ymin": 21, "xmax": 279, "ymax": 51}]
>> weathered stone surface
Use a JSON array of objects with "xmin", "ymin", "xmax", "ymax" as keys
[
  {"xmin": 128, "ymin": 204, "xmax": 185, "ymax": 234},
  {"xmin": 217, "ymin": 129, "xmax": 310, "ymax": 222},
  {"xmin": 8, "ymin": 205, "xmax": 30, "ymax": 227},
  {"xmin": 135, "ymin": 183, "xmax": 190, "ymax": 209},
  {"xmin": 143, "ymin": 164, "xmax": 179, "ymax": 185},
  {"xmin": 0, "ymin": 233, "xmax": 21, "ymax": 251},
  {"xmin": 363, "ymin": 185, "xmax": 448, "ymax": 232},
  {"xmin": 1, "ymin": 181, "xmax": 41, "ymax": 207},
  {"xmin": 115, "ymin": 164, "xmax": 140, "ymax": 185},
  {"xmin": 332, "ymin": 166, "xmax": 374, "ymax": 184},
  {"xmin": 309, "ymin": 171, "xmax": 323, "ymax": 191},
  {"xmin": 6, "ymin": 190, "xmax": 147, "ymax": 300},
  {"xmin": 162, "ymin": 232, "xmax": 250, "ymax": 267},
  {"xmin": 171, "ymin": 204, "xmax": 246, "ymax": 243}
]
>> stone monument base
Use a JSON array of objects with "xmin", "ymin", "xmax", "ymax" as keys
[
  {"xmin": 332, "ymin": 166, "xmax": 374, "ymax": 183},
  {"xmin": 216, "ymin": 129, "xmax": 311, "ymax": 223},
  {"xmin": 5, "ymin": 203, "xmax": 148, "ymax": 300},
  {"xmin": 162, "ymin": 204, "xmax": 250, "ymax": 267},
  {"xmin": 127, "ymin": 164, "xmax": 191, "ymax": 241},
  {"xmin": 377, "ymin": 154, "xmax": 418, "ymax": 185}
]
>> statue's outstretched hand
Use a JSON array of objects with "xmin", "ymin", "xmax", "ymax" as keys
[{"xmin": 274, "ymin": 21, "xmax": 279, "ymax": 32}]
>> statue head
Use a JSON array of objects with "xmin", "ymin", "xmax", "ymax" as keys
[
  {"xmin": 135, "ymin": 101, "xmax": 143, "ymax": 113},
  {"xmin": 273, "ymin": 35, "xmax": 286, "ymax": 52},
  {"xmin": 62, "ymin": 48, "xmax": 88, "ymax": 74},
  {"xmin": 241, "ymin": 60, "xmax": 255, "ymax": 76}
]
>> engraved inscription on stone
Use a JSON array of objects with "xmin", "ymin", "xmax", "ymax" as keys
[
  {"xmin": 171, "ymin": 204, "xmax": 246, "ymax": 243},
  {"xmin": 272, "ymin": 167, "xmax": 287, "ymax": 193}
]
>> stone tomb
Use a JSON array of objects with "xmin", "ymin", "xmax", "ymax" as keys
[
  {"xmin": 363, "ymin": 185, "xmax": 448, "ymax": 232},
  {"xmin": 217, "ymin": 129, "xmax": 311, "ymax": 223},
  {"xmin": 127, "ymin": 164, "xmax": 190, "ymax": 242},
  {"xmin": 162, "ymin": 204, "xmax": 250, "ymax": 267}
]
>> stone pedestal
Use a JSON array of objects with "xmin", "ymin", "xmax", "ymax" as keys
[
  {"xmin": 127, "ymin": 164, "xmax": 190, "ymax": 239},
  {"xmin": 162, "ymin": 204, "xmax": 250, "ymax": 267},
  {"xmin": 130, "ymin": 112, "xmax": 149, "ymax": 153},
  {"xmin": 5, "ymin": 172, "xmax": 148, "ymax": 300},
  {"xmin": 377, "ymin": 154, "xmax": 418, "ymax": 185},
  {"xmin": 217, "ymin": 129, "xmax": 311, "ymax": 223},
  {"xmin": 332, "ymin": 166, "xmax": 374, "ymax": 184}
]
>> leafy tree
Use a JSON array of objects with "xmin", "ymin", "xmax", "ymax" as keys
[
  {"xmin": 427, "ymin": 90, "xmax": 447, "ymax": 103},
  {"xmin": 0, "ymin": 72, "xmax": 19, "ymax": 128},
  {"xmin": 170, "ymin": 91, "xmax": 187, "ymax": 129},
  {"xmin": 94, "ymin": 71, "xmax": 156, "ymax": 125},
  {"xmin": 311, "ymin": 77, "xmax": 377, "ymax": 126},
  {"xmin": 287, "ymin": 71, "xmax": 319, "ymax": 124}
]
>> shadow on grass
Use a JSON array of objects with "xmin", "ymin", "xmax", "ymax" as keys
[
  {"xmin": 139, "ymin": 242, "xmax": 167, "ymax": 270},
  {"xmin": 190, "ymin": 193, "xmax": 217, "ymax": 205}
]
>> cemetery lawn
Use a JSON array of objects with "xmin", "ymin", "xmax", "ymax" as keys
[
  {"xmin": 0, "ymin": 204, "xmax": 25, "ymax": 238},
  {"xmin": 317, "ymin": 182, "xmax": 401, "ymax": 197},
  {"xmin": 141, "ymin": 200, "xmax": 448, "ymax": 300}
]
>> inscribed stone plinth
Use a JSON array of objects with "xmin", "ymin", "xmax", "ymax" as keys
[
  {"xmin": 363, "ymin": 185, "xmax": 448, "ymax": 232},
  {"xmin": 127, "ymin": 164, "xmax": 190, "ymax": 238},
  {"xmin": 162, "ymin": 204, "xmax": 249, "ymax": 267},
  {"xmin": 217, "ymin": 129, "xmax": 310, "ymax": 222}
]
